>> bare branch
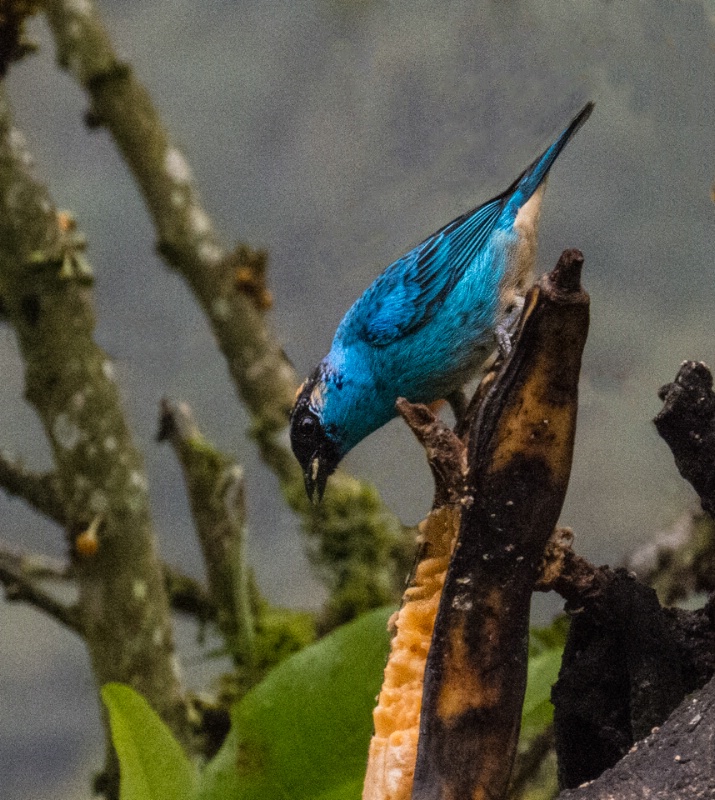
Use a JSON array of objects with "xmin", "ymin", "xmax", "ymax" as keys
[
  {"xmin": 0, "ymin": 544, "xmax": 81, "ymax": 633},
  {"xmin": 162, "ymin": 562, "xmax": 216, "ymax": 622},
  {"xmin": 0, "ymin": 451, "xmax": 66, "ymax": 524},
  {"xmin": 0, "ymin": 538, "xmax": 70, "ymax": 580}
]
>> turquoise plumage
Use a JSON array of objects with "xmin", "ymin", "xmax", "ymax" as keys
[{"xmin": 291, "ymin": 103, "xmax": 594, "ymax": 499}]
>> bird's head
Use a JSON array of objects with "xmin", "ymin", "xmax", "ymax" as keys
[{"xmin": 290, "ymin": 367, "xmax": 343, "ymax": 501}]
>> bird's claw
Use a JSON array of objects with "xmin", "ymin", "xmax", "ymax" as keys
[{"xmin": 495, "ymin": 296, "xmax": 525, "ymax": 357}]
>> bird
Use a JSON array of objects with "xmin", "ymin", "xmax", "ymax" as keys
[{"xmin": 291, "ymin": 102, "xmax": 594, "ymax": 501}]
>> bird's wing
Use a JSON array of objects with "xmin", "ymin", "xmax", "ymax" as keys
[{"xmin": 342, "ymin": 196, "xmax": 505, "ymax": 347}]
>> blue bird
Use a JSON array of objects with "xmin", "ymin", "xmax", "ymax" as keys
[{"xmin": 291, "ymin": 103, "xmax": 594, "ymax": 500}]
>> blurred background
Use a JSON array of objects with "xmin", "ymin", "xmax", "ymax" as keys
[{"xmin": 1, "ymin": 0, "xmax": 714, "ymax": 796}]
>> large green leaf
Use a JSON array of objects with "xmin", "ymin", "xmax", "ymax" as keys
[
  {"xmin": 102, "ymin": 683, "xmax": 196, "ymax": 800},
  {"xmin": 197, "ymin": 606, "xmax": 393, "ymax": 800}
]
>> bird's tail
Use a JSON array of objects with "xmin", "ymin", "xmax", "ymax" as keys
[{"xmin": 503, "ymin": 101, "xmax": 594, "ymax": 217}]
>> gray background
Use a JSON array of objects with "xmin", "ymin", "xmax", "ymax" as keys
[{"xmin": 2, "ymin": 0, "xmax": 715, "ymax": 796}]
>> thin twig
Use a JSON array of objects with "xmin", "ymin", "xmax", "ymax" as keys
[
  {"xmin": 0, "ymin": 547, "xmax": 82, "ymax": 633},
  {"xmin": 0, "ymin": 539, "xmax": 71, "ymax": 580},
  {"xmin": 0, "ymin": 452, "xmax": 66, "ymax": 524}
]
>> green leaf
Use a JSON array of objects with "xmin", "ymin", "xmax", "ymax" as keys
[
  {"xmin": 197, "ymin": 607, "xmax": 393, "ymax": 800},
  {"xmin": 521, "ymin": 618, "xmax": 569, "ymax": 739},
  {"xmin": 101, "ymin": 683, "xmax": 196, "ymax": 800}
]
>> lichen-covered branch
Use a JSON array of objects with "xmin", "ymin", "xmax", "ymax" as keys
[
  {"xmin": 0, "ymin": 450, "xmax": 67, "ymax": 523},
  {"xmin": 0, "ymin": 85, "xmax": 191, "ymax": 795},
  {"xmin": 157, "ymin": 399, "xmax": 317, "ymax": 692},
  {"xmin": 43, "ymin": 0, "xmax": 414, "ymax": 614},
  {"xmin": 158, "ymin": 399, "xmax": 255, "ymax": 670},
  {"xmin": 43, "ymin": 0, "xmax": 297, "ymax": 478}
]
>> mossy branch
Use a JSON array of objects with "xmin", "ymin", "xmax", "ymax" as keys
[
  {"xmin": 43, "ymin": 0, "xmax": 297, "ymax": 477},
  {"xmin": 158, "ymin": 399, "xmax": 255, "ymax": 671},
  {"xmin": 0, "ymin": 84, "xmax": 191, "ymax": 796},
  {"xmin": 157, "ymin": 399, "xmax": 318, "ymax": 692},
  {"xmin": 42, "ymin": 0, "xmax": 415, "ymax": 615}
]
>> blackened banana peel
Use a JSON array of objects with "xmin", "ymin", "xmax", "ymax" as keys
[{"xmin": 411, "ymin": 249, "xmax": 590, "ymax": 800}]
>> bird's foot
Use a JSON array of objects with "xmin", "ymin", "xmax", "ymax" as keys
[{"xmin": 495, "ymin": 296, "xmax": 525, "ymax": 357}]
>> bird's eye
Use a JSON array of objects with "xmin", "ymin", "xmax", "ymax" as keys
[{"xmin": 299, "ymin": 415, "xmax": 316, "ymax": 436}]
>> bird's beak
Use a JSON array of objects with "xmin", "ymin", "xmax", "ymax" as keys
[{"xmin": 303, "ymin": 454, "xmax": 331, "ymax": 503}]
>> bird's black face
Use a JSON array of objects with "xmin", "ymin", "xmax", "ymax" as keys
[{"xmin": 290, "ymin": 381, "xmax": 342, "ymax": 501}]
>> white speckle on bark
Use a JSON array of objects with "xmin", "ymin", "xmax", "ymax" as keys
[
  {"xmin": 170, "ymin": 189, "xmax": 186, "ymax": 208},
  {"xmin": 197, "ymin": 241, "xmax": 222, "ymax": 265},
  {"xmin": 279, "ymin": 362, "xmax": 297, "ymax": 385},
  {"xmin": 8, "ymin": 128, "xmax": 33, "ymax": 168},
  {"xmin": 132, "ymin": 579, "xmax": 147, "ymax": 601},
  {"xmin": 247, "ymin": 358, "xmax": 270, "ymax": 381},
  {"xmin": 64, "ymin": 0, "xmax": 92, "ymax": 15},
  {"xmin": 53, "ymin": 413, "xmax": 81, "ymax": 450},
  {"xmin": 129, "ymin": 471, "xmax": 148, "ymax": 493},
  {"xmin": 211, "ymin": 297, "xmax": 231, "ymax": 321},
  {"xmin": 152, "ymin": 626, "xmax": 164, "ymax": 647},
  {"xmin": 188, "ymin": 205, "xmax": 211, "ymax": 235},
  {"xmin": 276, "ymin": 426, "xmax": 292, "ymax": 450},
  {"xmin": 89, "ymin": 489, "xmax": 108, "ymax": 513},
  {"xmin": 71, "ymin": 391, "xmax": 85, "ymax": 411},
  {"xmin": 101, "ymin": 360, "xmax": 115, "ymax": 381},
  {"xmin": 66, "ymin": 19, "xmax": 83, "ymax": 39},
  {"xmin": 170, "ymin": 654, "xmax": 183, "ymax": 682},
  {"xmin": 164, "ymin": 147, "xmax": 192, "ymax": 184},
  {"xmin": 104, "ymin": 436, "xmax": 117, "ymax": 452}
]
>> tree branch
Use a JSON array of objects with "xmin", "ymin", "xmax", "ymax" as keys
[
  {"xmin": 0, "ymin": 543, "xmax": 81, "ymax": 633},
  {"xmin": 0, "ymin": 450, "xmax": 67, "ymax": 524},
  {"xmin": 42, "ymin": 0, "xmax": 414, "ymax": 617},
  {"xmin": 157, "ymin": 399, "xmax": 318, "ymax": 693},
  {"xmin": 654, "ymin": 360, "xmax": 715, "ymax": 517},
  {"xmin": 626, "ymin": 509, "xmax": 715, "ymax": 606},
  {"xmin": 162, "ymin": 562, "xmax": 217, "ymax": 623},
  {"xmin": 0, "ymin": 85, "xmax": 191, "ymax": 796},
  {"xmin": 557, "ymin": 674, "xmax": 715, "ymax": 799},
  {"xmin": 43, "ymin": 0, "xmax": 297, "ymax": 477},
  {"xmin": 158, "ymin": 399, "xmax": 255, "ymax": 670}
]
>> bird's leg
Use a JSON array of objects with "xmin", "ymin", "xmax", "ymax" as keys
[
  {"xmin": 446, "ymin": 389, "xmax": 468, "ymax": 427},
  {"xmin": 495, "ymin": 295, "xmax": 525, "ymax": 357}
]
